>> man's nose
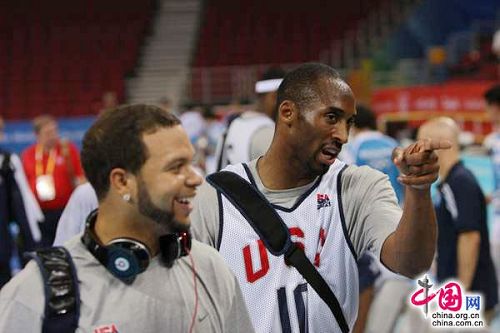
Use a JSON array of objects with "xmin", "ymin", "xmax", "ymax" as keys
[
  {"xmin": 332, "ymin": 120, "xmax": 349, "ymax": 144},
  {"xmin": 186, "ymin": 166, "xmax": 203, "ymax": 187}
]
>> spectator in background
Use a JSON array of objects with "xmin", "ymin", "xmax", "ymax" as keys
[
  {"xmin": 22, "ymin": 115, "xmax": 85, "ymax": 247},
  {"xmin": 0, "ymin": 116, "xmax": 44, "ymax": 288},
  {"xmin": 419, "ymin": 117, "xmax": 498, "ymax": 324},
  {"xmin": 341, "ymin": 105, "xmax": 404, "ymax": 204},
  {"xmin": 99, "ymin": 91, "xmax": 118, "ymax": 113},
  {"xmin": 179, "ymin": 104, "xmax": 206, "ymax": 145},
  {"xmin": 492, "ymin": 29, "xmax": 500, "ymax": 78},
  {"xmin": 179, "ymin": 104, "xmax": 207, "ymax": 174},
  {"xmin": 198, "ymin": 105, "xmax": 225, "ymax": 174},
  {"xmin": 214, "ymin": 67, "xmax": 285, "ymax": 170},
  {"xmin": 53, "ymin": 181, "xmax": 97, "ymax": 246},
  {"xmin": 483, "ymin": 84, "xmax": 500, "ymax": 301}
]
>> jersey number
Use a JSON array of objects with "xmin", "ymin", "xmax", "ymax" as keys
[{"xmin": 278, "ymin": 283, "xmax": 308, "ymax": 333}]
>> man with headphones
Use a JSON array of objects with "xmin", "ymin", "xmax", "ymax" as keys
[{"xmin": 0, "ymin": 105, "xmax": 253, "ymax": 332}]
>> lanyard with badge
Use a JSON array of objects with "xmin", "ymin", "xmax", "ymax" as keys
[{"xmin": 35, "ymin": 144, "xmax": 57, "ymax": 201}]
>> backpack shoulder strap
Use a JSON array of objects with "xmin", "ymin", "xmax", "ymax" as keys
[
  {"xmin": 1, "ymin": 151, "xmax": 11, "ymax": 175},
  {"xmin": 26, "ymin": 247, "xmax": 80, "ymax": 333},
  {"xmin": 206, "ymin": 171, "xmax": 350, "ymax": 333}
]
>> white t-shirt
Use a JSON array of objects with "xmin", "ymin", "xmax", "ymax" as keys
[
  {"xmin": 53, "ymin": 182, "xmax": 98, "ymax": 245},
  {"xmin": 214, "ymin": 111, "xmax": 274, "ymax": 171},
  {"xmin": 0, "ymin": 236, "xmax": 254, "ymax": 332}
]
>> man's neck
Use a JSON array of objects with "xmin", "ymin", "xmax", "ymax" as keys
[
  {"xmin": 439, "ymin": 153, "xmax": 460, "ymax": 181},
  {"xmin": 258, "ymin": 144, "xmax": 317, "ymax": 190}
]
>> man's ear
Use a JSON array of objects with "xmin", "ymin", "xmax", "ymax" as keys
[
  {"xmin": 109, "ymin": 168, "xmax": 134, "ymax": 197},
  {"xmin": 277, "ymin": 100, "xmax": 297, "ymax": 126}
]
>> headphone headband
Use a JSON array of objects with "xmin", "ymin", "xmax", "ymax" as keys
[{"xmin": 81, "ymin": 210, "xmax": 192, "ymax": 283}]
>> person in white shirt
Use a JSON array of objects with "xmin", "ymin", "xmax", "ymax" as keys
[{"xmin": 214, "ymin": 67, "xmax": 285, "ymax": 170}]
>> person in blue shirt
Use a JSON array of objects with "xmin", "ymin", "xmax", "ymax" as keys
[
  {"xmin": 419, "ymin": 117, "xmax": 498, "ymax": 324},
  {"xmin": 483, "ymin": 84, "xmax": 500, "ymax": 303},
  {"xmin": 341, "ymin": 105, "xmax": 404, "ymax": 204}
]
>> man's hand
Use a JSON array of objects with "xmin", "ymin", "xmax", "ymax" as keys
[{"xmin": 392, "ymin": 138, "xmax": 451, "ymax": 190}]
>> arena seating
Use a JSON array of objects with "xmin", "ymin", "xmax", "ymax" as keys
[
  {"xmin": 0, "ymin": 0, "xmax": 154, "ymax": 119},
  {"xmin": 191, "ymin": 0, "xmax": 386, "ymax": 102},
  {"xmin": 193, "ymin": 0, "xmax": 385, "ymax": 67}
]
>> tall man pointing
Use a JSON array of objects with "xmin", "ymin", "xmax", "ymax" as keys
[{"xmin": 191, "ymin": 63, "xmax": 451, "ymax": 332}]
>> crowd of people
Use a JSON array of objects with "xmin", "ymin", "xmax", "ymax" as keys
[{"xmin": 0, "ymin": 63, "xmax": 498, "ymax": 332}]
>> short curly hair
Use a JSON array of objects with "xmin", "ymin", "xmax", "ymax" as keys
[
  {"xmin": 81, "ymin": 104, "xmax": 181, "ymax": 200},
  {"xmin": 276, "ymin": 62, "xmax": 342, "ymax": 113}
]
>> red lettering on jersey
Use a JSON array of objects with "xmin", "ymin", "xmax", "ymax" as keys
[
  {"xmin": 243, "ymin": 240, "xmax": 269, "ymax": 283},
  {"xmin": 94, "ymin": 324, "xmax": 118, "ymax": 333},
  {"xmin": 314, "ymin": 228, "xmax": 326, "ymax": 267},
  {"xmin": 289, "ymin": 227, "xmax": 305, "ymax": 250}
]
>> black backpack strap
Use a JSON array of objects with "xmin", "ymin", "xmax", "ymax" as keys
[
  {"xmin": 207, "ymin": 171, "xmax": 350, "ymax": 333},
  {"xmin": 26, "ymin": 247, "xmax": 80, "ymax": 333},
  {"xmin": 1, "ymin": 151, "xmax": 11, "ymax": 175},
  {"xmin": 1, "ymin": 152, "xmax": 13, "ymax": 218}
]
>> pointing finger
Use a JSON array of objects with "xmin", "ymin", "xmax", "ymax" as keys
[
  {"xmin": 423, "ymin": 139, "xmax": 452, "ymax": 152},
  {"xmin": 404, "ymin": 151, "xmax": 438, "ymax": 166}
]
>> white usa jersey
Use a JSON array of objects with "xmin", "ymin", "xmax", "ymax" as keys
[
  {"xmin": 215, "ymin": 112, "xmax": 274, "ymax": 170},
  {"xmin": 217, "ymin": 160, "xmax": 359, "ymax": 333}
]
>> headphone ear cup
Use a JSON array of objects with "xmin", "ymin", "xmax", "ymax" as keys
[
  {"xmin": 82, "ymin": 210, "xmax": 152, "ymax": 283},
  {"xmin": 159, "ymin": 234, "xmax": 179, "ymax": 268},
  {"xmin": 106, "ymin": 246, "xmax": 142, "ymax": 283},
  {"xmin": 159, "ymin": 232, "xmax": 192, "ymax": 267}
]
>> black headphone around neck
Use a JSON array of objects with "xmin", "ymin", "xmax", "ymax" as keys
[{"xmin": 81, "ymin": 210, "xmax": 192, "ymax": 283}]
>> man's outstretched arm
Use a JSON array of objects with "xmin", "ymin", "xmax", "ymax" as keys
[{"xmin": 381, "ymin": 139, "xmax": 451, "ymax": 278}]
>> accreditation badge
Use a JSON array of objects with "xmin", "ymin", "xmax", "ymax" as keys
[{"xmin": 36, "ymin": 175, "xmax": 56, "ymax": 201}]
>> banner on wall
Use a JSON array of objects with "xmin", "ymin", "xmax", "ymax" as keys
[
  {"xmin": 0, "ymin": 116, "xmax": 96, "ymax": 154},
  {"xmin": 371, "ymin": 81, "xmax": 496, "ymax": 115}
]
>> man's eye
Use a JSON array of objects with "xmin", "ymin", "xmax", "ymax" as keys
[
  {"xmin": 326, "ymin": 113, "xmax": 338, "ymax": 122},
  {"xmin": 169, "ymin": 163, "xmax": 183, "ymax": 172}
]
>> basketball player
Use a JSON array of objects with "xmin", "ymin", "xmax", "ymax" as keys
[{"xmin": 191, "ymin": 63, "xmax": 450, "ymax": 332}]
